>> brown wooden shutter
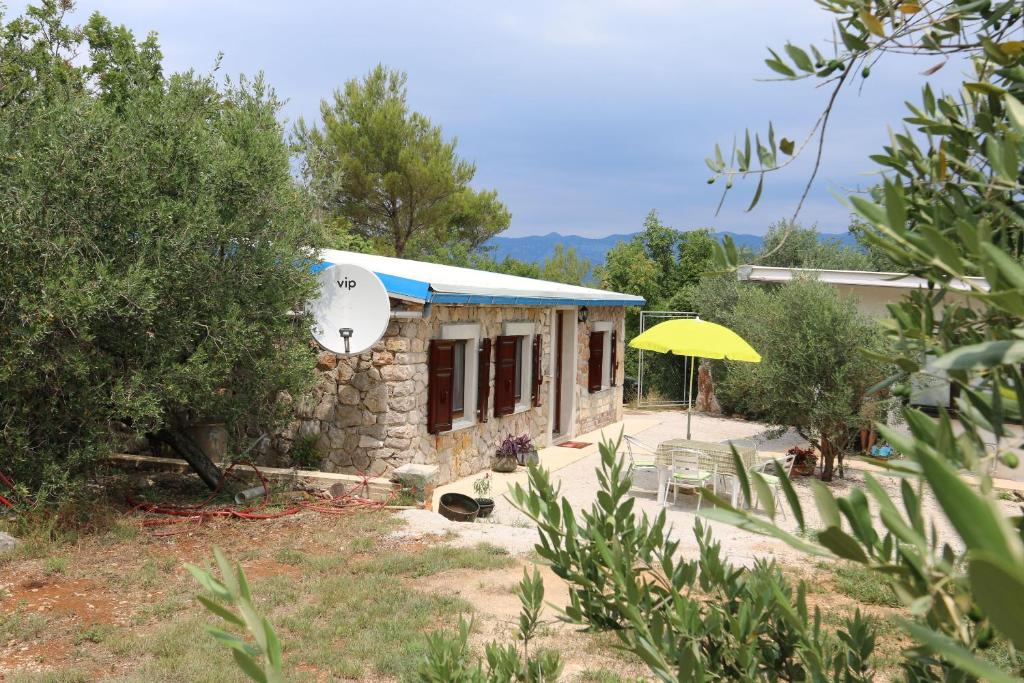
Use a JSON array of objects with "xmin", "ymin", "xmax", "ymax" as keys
[
  {"xmin": 610, "ymin": 330, "xmax": 617, "ymax": 387},
  {"xmin": 477, "ymin": 338, "xmax": 491, "ymax": 422},
  {"xmin": 427, "ymin": 340, "xmax": 455, "ymax": 433},
  {"xmin": 588, "ymin": 331, "xmax": 604, "ymax": 393},
  {"xmin": 494, "ymin": 335, "xmax": 517, "ymax": 417},
  {"xmin": 531, "ymin": 334, "xmax": 543, "ymax": 407}
]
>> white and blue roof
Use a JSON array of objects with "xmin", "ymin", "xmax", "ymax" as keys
[{"xmin": 318, "ymin": 249, "xmax": 645, "ymax": 307}]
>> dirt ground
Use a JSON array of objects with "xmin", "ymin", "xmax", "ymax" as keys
[
  {"xmin": 0, "ymin": 480, "xmax": 650, "ymax": 683},
  {"xmin": 3, "ymin": 456, "xmax": 1008, "ymax": 682}
]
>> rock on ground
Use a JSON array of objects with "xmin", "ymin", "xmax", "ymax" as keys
[{"xmin": 0, "ymin": 531, "xmax": 20, "ymax": 553}]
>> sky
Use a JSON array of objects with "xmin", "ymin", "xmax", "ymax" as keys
[{"xmin": 7, "ymin": 1, "xmax": 966, "ymax": 237}]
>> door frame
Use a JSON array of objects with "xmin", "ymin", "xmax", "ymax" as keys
[{"xmin": 548, "ymin": 307, "xmax": 578, "ymax": 443}]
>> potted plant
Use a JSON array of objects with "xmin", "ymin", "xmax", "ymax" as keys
[
  {"xmin": 473, "ymin": 473, "xmax": 494, "ymax": 518},
  {"xmin": 516, "ymin": 434, "xmax": 538, "ymax": 466},
  {"xmin": 493, "ymin": 434, "xmax": 520, "ymax": 473},
  {"xmin": 788, "ymin": 445, "xmax": 817, "ymax": 477}
]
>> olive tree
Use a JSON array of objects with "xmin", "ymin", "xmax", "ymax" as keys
[
  {"xmin": 699, "ymin": 0, "xmax": 1024, "ymax": 679},
  {"xmin": 717, "ymin": 278, "xmax": 891, "ymax": 480},
  {"xmin": 0, "ymin": 3, "xmax": 321, "ymax": 494}
]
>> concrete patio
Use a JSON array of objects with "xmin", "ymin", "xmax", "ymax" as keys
[{"xmin": 429, "ymin": 408, "xmax": 1023, "ymax": 566}]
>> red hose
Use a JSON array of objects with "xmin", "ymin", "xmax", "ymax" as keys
[{"xmin": 125, "ymin": 460, "xmax": 406, "ymax": 536}]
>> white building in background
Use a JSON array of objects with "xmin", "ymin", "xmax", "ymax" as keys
[{"xmin": 736, "ymin": 265, "xmax": 990, "ymax": 411}]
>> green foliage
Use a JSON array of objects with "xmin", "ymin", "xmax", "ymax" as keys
[
  {"xmin": 759, "ymin": 220, "xmax": 874, "ymax": 270},
  {"xmin": 507, "ymin": 438, "xmax": 876, "ymax": 682},
  {"xmin": 295, "ymin": 64, "xmax": 510, "ymax": 259},
  {"xmin": 704, "ymin": 2, "xmax": 1024, "ymax": 677},
  {"xmin": 540, "ymin": 243, "xmax": 591, "ymax": 285},
  {"xmin": 418, "ymin": 567, "xmax": 563, "ymax": 682},
  {"xmin": 0, "ymin": 3, "xmax": 320, "ymax": 495},
  {"xmin": 472, "ymin": 473, "xmax": 492, "ymax": 498},
  {"xmin": 599, "ymin": 211, "xmax": 718, "ymax": 401},
  {"xmin": 715, "ymin": 278, "xmax": 892, "ymax": 479},
  {"xmin": 187, "ymin": 548, "xmax": 284, "ymax": 683},
  {"xmin": 288, "ymin": 434, "xmax": 321, "ymax": 470}
]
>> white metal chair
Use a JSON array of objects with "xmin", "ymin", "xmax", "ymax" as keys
[
  {"xmin": 749, "ymin": 453, "xmax": 796, "ymax": 518},
  {"xmin": 667, "ymin": 448, "xmax": 716, "ymax": 509},
  {"xmin": 622, "ymin": 434, "xmax": 660, "ymax": 491}
]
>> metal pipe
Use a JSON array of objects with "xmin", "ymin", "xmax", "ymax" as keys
[
  {"xmin": 390, "ymin": 302, "xmax": 431, "ymax": 319},
  {"xmin": 234, "ymin": 485, "xmax": 268, "ymax": 504}
]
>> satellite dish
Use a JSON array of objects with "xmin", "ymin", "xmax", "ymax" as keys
[{"xmin": 308, "ymin": 264, "xmax": 391, "ymax": 356}]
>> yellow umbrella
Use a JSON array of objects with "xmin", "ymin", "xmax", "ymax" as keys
[{"xmin": 629, "ymin": 318, "xmax": 761, "ymax": 438}]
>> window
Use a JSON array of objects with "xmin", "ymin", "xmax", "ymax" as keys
[
  {"xmin": 427, "ymin": 324, "xmax": 482, "ymax": 433},
  {"xmin": 513, "ymin": 337, "xmax": 523, "ymax": 403},
  {"xmin": 451, "ymin": 339, "xmax": 466, "ymax": 418},
  {"xmin": 495, "ymin": 322, "xmax": 542, "ymax": 416},
  {"xmin": 588, "ymin": 322, "xmax": 617, "ymax": 393}
]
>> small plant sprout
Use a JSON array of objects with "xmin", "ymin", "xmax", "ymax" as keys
[
  {"xmin": 473, "ymin": 473, "xmax": 492, "ymax": 498},
  {"xmin": 186, "ymin": 547, "xmax": 283, "ymax": 683}
]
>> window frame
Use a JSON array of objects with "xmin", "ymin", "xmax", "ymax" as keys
[
  {"xmin": 592, "ymin": 321, "xmax": 615, "ymax": 391},
  {"xmin": 439, "ymin": 323, "xmax": 481, "ymax": 431},
  {"xmin": 502, "ymin": 321, "xmax": 536, "ymax": 413}
]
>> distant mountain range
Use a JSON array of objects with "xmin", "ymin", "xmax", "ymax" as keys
[{"xmin": 483, "ymin": 230, "xmax": 858, "ymax": 269}]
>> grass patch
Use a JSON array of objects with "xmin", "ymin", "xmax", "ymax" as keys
[
  {"xmin": 7, "ymin": 671, "xmax": 92, "ymax": 683},
  {"xmin": 353, "ymin": 542, "xmax": 512, "ymax": 578},
  {"xmin": 0, "ymin": 609, "xmax": 49, "ymax": 642},
  {"xmin": 831, "ymin": 562, "xmax": 900, "ymax": 607},
  {"xmin": 579, "ymin": 670, "xmax": 631, "ymax": 683},
  {"xmin": 43, "ymin": 555, "xmax": 69, "ymax": 575},
  {"xmin": 0, "ymin": 508, "xmax": 512, "ymax": 682}
]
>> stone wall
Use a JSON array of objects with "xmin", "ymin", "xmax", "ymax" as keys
[
  {"xmin": 574, "ymin": 307, "xmax": 626, "ymax": 435},
  {"xmin": 270, "ymin": 302, "xmax": 626, "ymax": 484}
]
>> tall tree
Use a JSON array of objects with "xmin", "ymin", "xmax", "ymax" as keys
[
  {"xmin": 295, "ymin": 65, "xmax": 510, "ymax": 259},
  {"xmin": 1, "ymin": 3, "xmax": 320, "ymax": 494},
  {"xmin": 540, "ymin": 243, "xmax": 591, "ymax": 285}
]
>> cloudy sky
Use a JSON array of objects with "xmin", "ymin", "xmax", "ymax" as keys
[{"xmin": 8, "ymin": 1, "xmax": 964, "ymax": 237}]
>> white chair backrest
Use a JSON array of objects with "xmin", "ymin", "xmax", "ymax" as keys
[
  {"xmin": 624, "ymin": 435, "xmax": 657, "ymax": 464},
  {"xmin": 669, "ymin": 448, "xmax": 702, "ymax": 473},
  {"xmin": 753, "ymin": 453, "xmax": 796, "ymax": 477}
]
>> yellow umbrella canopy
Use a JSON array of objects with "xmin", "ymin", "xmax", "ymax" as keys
[
  {"xmin": 628, "ymin": 319, "xmax": 761, "ymax": 362},
  {"xmin": 628, "ymin": 318, "xmax": 761, "ymax": 439}
]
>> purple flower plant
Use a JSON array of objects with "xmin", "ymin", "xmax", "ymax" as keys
[{"xmin": 496, "ymin": 433, "xmax": 534, "ymax": 458}]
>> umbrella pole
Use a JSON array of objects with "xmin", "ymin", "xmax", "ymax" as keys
[{"xmin": 687, "ymin": 355, "xmax": 695, "ymax": 439}]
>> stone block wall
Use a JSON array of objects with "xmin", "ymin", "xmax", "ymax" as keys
[{"xmin": 270, "ymin": 302, "xmax": 627, "ymax": 484}]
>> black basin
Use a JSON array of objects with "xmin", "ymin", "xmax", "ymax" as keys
[{"xmin": 438, "ymin": 492, "xmax": 480, "ymax": 523}]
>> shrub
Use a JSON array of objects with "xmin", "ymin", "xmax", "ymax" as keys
[{"xmin": 0, "ymin": 4, "xmax": 320, "ymax": 496}]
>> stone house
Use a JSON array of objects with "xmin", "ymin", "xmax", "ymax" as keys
[{"xmin": 273, "ymin": 250, "xmax": 645, "ymax": 484}]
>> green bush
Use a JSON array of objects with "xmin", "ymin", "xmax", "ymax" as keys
[
  {"xmin": 0, "ymin": 5, "xmax": 320, "ymax": 496},
  {"xmin": 508, "ymin": 441, "xmax": 876, "ymax": 681}
]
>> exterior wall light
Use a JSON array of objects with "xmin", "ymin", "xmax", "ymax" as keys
[{"xmin": 578, "ymin": 306, "xmax": 589, "ymax": 323}]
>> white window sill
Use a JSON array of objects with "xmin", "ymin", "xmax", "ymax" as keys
[
  {"xmin": 449, "ymin": 417, "xmax": 477, "ymax": 433},
  {"xmin": 512, "ymin": 403, "xmax": 533, "ymax": 415},
  {"xmin": 591, "ymin": 386, "xmax": 615, "ymax": 395}
]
